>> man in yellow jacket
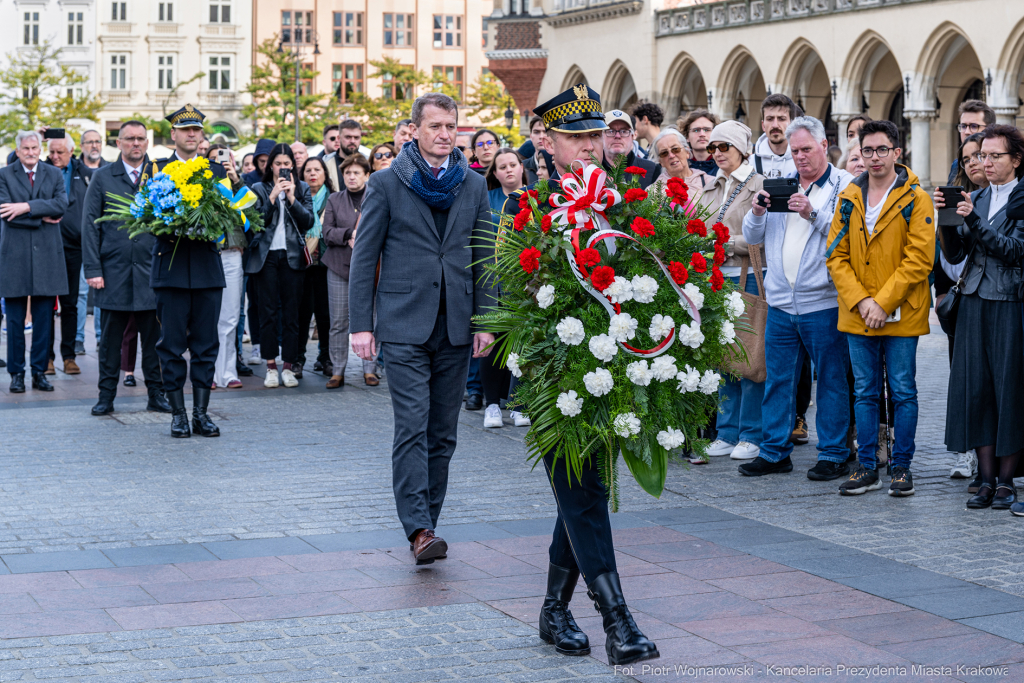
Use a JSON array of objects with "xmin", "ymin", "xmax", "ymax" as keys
[{"xmin": 825, "ymin": 120, "xmax": 935, "ymax": 499}]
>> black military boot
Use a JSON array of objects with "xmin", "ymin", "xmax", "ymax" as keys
[
  {"xmin": 147, "ymin": 388, "xmax": 172, "ymax": 413},
  {"xmin": 191, "ymin": 386, "xmax": 220, "ymax": 437},
  {"xmin": 538, "ymin": 564, "xmax": 590, "ymax": 656},
  {"xmin": 167, "ymin": 390, "xmax": 190, "ymax": 438},
  {"xmin": 588, "ymin": 572, "xmax": 659, "ymax": 666}
]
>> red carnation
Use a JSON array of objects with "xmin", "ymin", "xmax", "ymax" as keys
[
  {"xmin": 576, "ymin": 247, "xmax": 601, "ymax": 269},
  {"xmin": 713, "ymin": 243, "xmax": 726, "ymax": 266},
  {"xmin": 590, "ymin": 265, "xmax": 616, "ymax": 292},
  {"xmin": 518, "ymin": 189, "xmax": 539, "ymax": 210},
  {"xmin": 690, "ymin": 252, "xmax": 708, "ymax": 274},
  {"xmin": 540, "ymin": 214, "xmax": 552, "ymax": 233},
  {"xmin": 623, "ymin": 188, "xmax": 648, "ymax": 203},
  {"xmin": 712, "ymin": 222, "xmax": 730, "ymax": 245},
  {"xmin": 625, "ymin": 165, "xmax": 647, "ymax": 178},
  {"xmin": 710, "ymin": 267, "xmax": 725, "ymax": 292},
  {"xmin": 513, "ymin": 207, "xmax": 532, "ymax": 231},
  {"xmin": 686, "ymin": 218, "xmax": 707, "ymax": 237},
  {"xmin": 666, "ymin": 176, "xmax": 689, "ymax": 204},
  {"xmin": 520, "ymin": 246, "xmax": 542, "ymax": 273},
  {"xmin": 668, "ymin": 261, "xmax": 689, "ymax": 286},
  {"xmin": 631, "ymin": 216, "xmax": 655, "ymax": 238}
]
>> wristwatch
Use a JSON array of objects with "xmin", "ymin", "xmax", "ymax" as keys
[{"xmin": 809, "ymin": 210, "xmax": 818, "ymax": 221}]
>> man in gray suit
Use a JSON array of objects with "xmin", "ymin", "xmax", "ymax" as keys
[
  {"xmin": 0, "ymin": 130, "xmax": 68, "ymax": 393},
  {"xmin": 349, "ymin": 93, "xmax": 494, "ymax": 564}
]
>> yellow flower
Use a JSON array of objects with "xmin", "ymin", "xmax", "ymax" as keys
[{"xmin": 203, "ymin": 170, "xmax": 213, "ymax": 179}]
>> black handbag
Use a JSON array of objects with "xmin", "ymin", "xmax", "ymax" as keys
[{"xmin": 935, "ymin": 245, "xmax": 976, "ymax": 336}]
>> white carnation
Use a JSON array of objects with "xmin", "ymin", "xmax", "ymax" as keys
[
  {"xmin": 650, "ymin": 355, "xmax": 678, "ymax": 382},
  {"xmin": 630, "ymin": 274, "xmax": 659, "ymax": 303},
  {"xmin": 699, "ymin": 369, "xmax": 721, "ymax": 395},
  {"xmin": 588, "ymin": 334, "xmax": 619, "ymax": 362},
  {"xmin": 604, "ymin": 276, "xmax": 633, "ymax": 304},
  {"xmin": 536, "ymin": 284, "xmax": 555, "ymax": 309},
  {"xmin": 682, "ymin": 283, "xmax": 705, "ymax": 312},
  {"xmin": 657, "ymin": 427, "xmax": 686, "ymax": 450},
  {"xmin": 649, "ymin": 314, "xmax": 675, "ymax": 341},
  {"xmin": 626, "ymin": 360, "xmax": 652, "ymax": 386},
  {"xmin": 613, "ymin": 412, "xmax": 641, "ymax": 438},
  {"xmin": 676, "ymin": 365, "xmax": 700, "ymax": 393},
  {"xmin": 583, "ymin": 367, "xmax": 614, "ymax": 396},
  {"xmin": 719, "ymin": 320, "xmax": 736, "ymax": 345},
  {"xmin": 608, "ymin": 313, "xmax": 638, "ymax": 342},
  {"xmin": 678, "ymin": 320, "xmax": 705, "ymax": 349},
  {"xmin": 726, "ymin": 291, "xmax": 745, "ymax": 319},
  {"xmin": 556, "ymin": 317, "xmax": 585, "ymax": 346},
  {"xmin": 556, "ymin": 390, "xmax": 584, "ymax": 417},
  {"xmin": 507, "ymin": 352, "xmax": 523, "ymax": 378}
]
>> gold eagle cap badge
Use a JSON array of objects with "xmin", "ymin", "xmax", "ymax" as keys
[
  {"xmin": 185, "ymin": 103, "xmax": 195, "ymax": 113},
  {"xmin": 573, "ymin": 84, "xmax": 588, "ymax": 100}
]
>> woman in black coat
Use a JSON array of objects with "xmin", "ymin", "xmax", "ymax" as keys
[
  {"xmin": 246, "ymin": 144, "xmax": 314, "ymax": 389},
  {"xmin": 936, "ymin": 125, "xmax": 1024, "ymax": 513}
]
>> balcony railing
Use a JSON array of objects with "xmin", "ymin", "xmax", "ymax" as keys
[
  {"xmin": 101, "ymin": 22, "xmax": 134, "ymax": 35},
  {"xmin": 102, "ymin": 91, "xmax": 134, "ymax": 105},
  {"xmin": 149, "ymin": 23, "xmax": 179, "ymax": 35},
  {"xmin": 202, "ymin": 24, "xmax": 237, "ymax": 37},
  {"xmin": 201, "ymin": 92, "xmax": 238, "ymax": 107}
]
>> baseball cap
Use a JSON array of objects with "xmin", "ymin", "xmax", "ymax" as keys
[{"xmin": 604, "ymin": 110, "xmax": 634, "ymax": 130}]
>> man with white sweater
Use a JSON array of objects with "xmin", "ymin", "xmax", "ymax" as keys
[{"xmin": 740, "ymin": 116, "xmax": 853, "ymax": 479}]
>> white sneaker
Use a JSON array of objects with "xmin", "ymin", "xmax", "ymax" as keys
[
  {"xmin": 730, "ymin": 441, "xmax": 760, "ymax": 460},
  {"xmin": 483, "ymin": 404, "xmax": 503, "ymax": 428},
  {"xmin": 242, "ymin": 333, "xmax": 251, "ymax": 343},
  {"xmin": 281, "ymin": 368, "xmax": 299, "ymax": 388},
  {"xmin": 264, "ymin": 368, "xmax": 279, "ymax": 388},
  {"xmin": 950, "ymin": 449, "xmax": 977, "ymax": 479},
  {"xmin": 706, "ymin": 439, "xmax": 736, "ymax": 457},
  {"xmin": 510, "ymin": 411, "xmax": 531, "ymax": 427},
  {"xmin": 248, "ymin": 346, "xmax": 263, "ymax": 365}
]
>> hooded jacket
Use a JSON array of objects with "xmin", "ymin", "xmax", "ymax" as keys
[
  {"xmin": 825, "ymin": 164, "xmax": 935, "ymax": 337},
  {"xmin": 752, "ymin": 134, "xmax": 796, "ymax": 179}
]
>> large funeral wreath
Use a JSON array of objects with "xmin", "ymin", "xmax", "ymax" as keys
[{"xmin": 477, "ymin": 159, "xmax": 750, "ymax": 510}]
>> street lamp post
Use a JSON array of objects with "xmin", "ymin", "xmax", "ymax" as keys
[{"xmin": 278, "ymin": 35, "xmax": 320, "ymax": 143}]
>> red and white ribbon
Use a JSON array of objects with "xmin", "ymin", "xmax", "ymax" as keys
[
  {"xmin": 549, "ymin": 162, "xmax": 621, "ymax": 234},
  {"xmin": 568, "ymin": 229, "xmax": 703, "ymax": 359}
]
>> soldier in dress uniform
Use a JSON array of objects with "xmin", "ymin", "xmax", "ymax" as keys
[
  {"xmin": 153, "ymin": 105, "xmax": 230, "ymax": 438},
  {"xmin": 502, "ymin": 85, "xmax": 660, "ymax": 667}
]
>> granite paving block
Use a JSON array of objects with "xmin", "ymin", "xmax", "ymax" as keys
[
  {"xmin": 759, "ymin": 588, "xmax": 913, "ymax": 622},
  {"xmin": 895, "ymin": 586, "xmax": 1024, "ymax": 620},
  {"xmin": 2, "ymin": 550, "xmax": 113, "ymax": 574},
  {"xmin": 958, "ymin": 611, "xmax": 1024, "ymax": 643},
  {"xmin": 633, "ymin": 506, "xmax": 744, "ymax": 526},
  {"xmin": 434, "ymin": 522, "xmax": 515, "ymax": 543},
  {"xmin": 252, "ymin": 569, "xmax": 381, "ymax": 595},
  {"xmin": 201, "ymin": 538, "xmax": 318, "ymax": 561},
  {"xmin": 490, "ymin": 518, "xmax": 559, "ymax": 537},
  {"xmin": 445, "ymin": 574, "xmax": 546, "ymax": 601},
  {"xmin": 618, "ymin": 540, "xmax": 744, "ymax": 564},
  {"xmin": 818, "ymin": 609, "xmax": 980, "ymax": 646},
  {"xmin": 879, "ymin": 632, "xmax": 1024, "ymax": 666},
  {"xmin": 221, "ymin": 593, "xmax": 359, "ymax": 621},
  {"xmin": 742, "ymin": 540, "xmax": 868, "ymax": 563},
  {"xmin": 299, "ymin": 531, "xmax": 403, "ymax": 553},
  {"xmin": 339, "ymin": 584, "xmax": 477, "ymax": 611},
  {"xmin": 836, "ymin": 569, "xmax": 975, "ymax": 599},
  {"xmin": 0, "ymin": 572, "xmax": 81, "ymax": 594},
  {"xmin": 142, "ymin": 578, "xmax": 270, "ymax": 604},
  {"xmin": 780, "ymin": 552, "xmax": 919, "ymax": 579},
  {"xmin": 687, "ymin": 523, "xmax": 815, "ymax": 548},
  {"xmin": 357, "ymin": 561, "xmax": 493, "ymax": 586},
  {"xmin": 32, "ymin": 586, "xmax": 157, "ymax": 611},
  {"xmin": 676, "ymin": 614, "xmax": 830, "ymax": 646},
  {"xmin": 104, "ymin": 545, "xmax": 218, "ymax": 568},
  {"xmin": 107, "ymin": 601, "xmax": 242, "ymax": 631},
  {"xmin": 618, "ymin": 572, "xmax": 720, "ymax": 599},
  {"xmin": 708, "ymin": 571, "xmax": 850, "ymax": 600},
  {"xmin": 632, "ymin": 590, "xmax": 778, "ymax": 624},
  {"xmin": 71, "ymin": 565, "xmax": 190, "ymax": 589},
  {"xmin": 0, "ymin": 609, "xmax": 121, "ymax": 638},
  {"xmin": 660, "ymin": 555, "xmax": 793, "ymax": 580},
  {"xmin": 277, "ymin": 550, "xmax": 402, "ymax": 573},
  {"xmin": 735, "ymin": 634, "xmax": 915, "ymax": 667},
  {"xmin": 0, "ymin": 592, "xmax": 41, "ymax": 615},
  {"xmin": 174, "ymin": 557, "xmax": 298, "ymax": 581}
]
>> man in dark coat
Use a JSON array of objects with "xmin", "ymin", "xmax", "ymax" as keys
[
  {"xmin": 82, "ymin": 120, "xmax": 170, "ymax": 415},
  {"xmin": 153, "ymin": 104, "xmax": 227, "ymax": 438},
  {"xmin": 601, "ymin": 109, "xmax": 661, "ymax": 189},
  {"xmin": 0, "ymin": 130, "xmax": 69, "ymax": 392},
  {"xmin": 45, "ymin": 133, "xmax": 91, "ymax": 375}
]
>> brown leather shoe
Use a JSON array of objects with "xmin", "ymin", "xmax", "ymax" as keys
[
  {"xmin": 325, "ymin": 375, "xmax": 344, "ymax": 389},
  {"xmin": 45, "ymin": 359, "xmax": 56, "ymax": 375},
  {"xmin": 364, "ymin": 373, "xmax": 379, "ymax": 386},
  {"xmin": 63, "ymin": 359, "xmax": 81, "ymax": 375},
  {"xmin": 411, "ymin": 529, "xmax": 448, "ymax": 565}
]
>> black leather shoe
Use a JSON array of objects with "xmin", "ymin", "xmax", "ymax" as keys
[
  {"xmin": 992, "ymin": 484, "xmax": 1017, "ymax": 511},
  {"xmin": 967, "ymin": 483, "xmax": 995, "ymax": 509},
  {"xmin": 465, "ymin": 393, "xmax": 483, "ymax": 411},
  {"xmin": 587, "ymin": 572, "xmax": 658, "ymax": 666},
  {"xmin": 322, "ymin": 361, "xmax": 333, "ymax": 377},
  {"xmin": 0, "ymin": 358, "xmax": 6, "ymax": 367},
  {"xmin": 191, "ymin": 386, "xmax": 220, "ymax": 437},
  {"xmin": 313, "ymin": 360, "xmax": 323, "ymax": 373},
  {"xmin": 807, "ymin": 460, "xmax": 850, "ymax": 481},
  {"xmin": 738, "ymin": 456, "xmax": 793, "ymax": 477},
  {"xmin": 236, "ymin": 356, "xmax": 254, "ymax": 377},
  {"xmin": 146, "ymin": 390, "xmax": 172, "ymax": 413},
  {"xmin": 123, "ymin": 375, "xmax": 136, "ymax": 387},
  {"xmin": 539, "ymin": 563, "xmax": 590, "ymax": 656},
  {"xmin": 9, "ymin": 373, "xmax": 24, "ymax": 393},
  {"xmin": 31, "ymin": 374, "xmax": 54, "ymax": 391},
  {"xmin": 167, "ymin": 390, "xmax": 190, "ymax": 438},
  {"xmin": 91, "ymin": 397, "xmax": 114, "ymax": 415}
]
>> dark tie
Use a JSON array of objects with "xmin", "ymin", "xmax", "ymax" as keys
[
  {"xmin": 27, "ymin": 171, "xmax": 34, "ymax": 188},
  {"xmin": 131, "ymin": 170, "xmax": 139, "ymax": 186},
  {"xmin": 430, "ymin": 167, "xmax": 441, "ymax": 179}
]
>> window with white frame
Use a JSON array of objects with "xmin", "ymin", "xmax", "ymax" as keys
[
  {"xmin": 156, "ymin": 55, "xmax": 174, "ymax": 90},
  {"xmin": 23, "ymin": 11, "xmax": 39, "ymax": 45},
  {"xmin": 209, "ymin": 0, "xmax": 231, "ymax": 23},
  {"xmin": 110, "ymin": 54, "xmax": 128, "ymax": 90},
  {"xmin": 158, "ymin": 2, "xmax": 174, "ymax": 21},
  {"xmin": 111, "ymin": 2, "xmax": 126, "ymax": 21},
  {"xmin": 68, "ymin": 12, "xmax": 84, "ymax": 46},
  {"xmin": 208, "ymin": 56, "xmax": 231, "ymax": 91},
  {"xmin": 432, "ymin": 15, "xmax": 462, "ymax": 49}
]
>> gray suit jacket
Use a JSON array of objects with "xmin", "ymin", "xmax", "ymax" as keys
[
  {"xmin": 0, "ymin": 161, "xmax": 69, "ymax": 298},
  {"xmin": 348, "ymin": 167, "xmax": 492, "ymax": 346}
]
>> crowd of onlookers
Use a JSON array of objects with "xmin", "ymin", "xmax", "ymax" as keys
[{"xmin": 2, "ymin": 90, "xmax": 1023, "ymax": 514}]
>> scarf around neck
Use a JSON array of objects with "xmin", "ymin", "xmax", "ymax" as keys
[
  {"xmin": 390, "ymin": 140, "xmax": 468, "ymax": 210},
  {"xmin": 308, "ymin": 184, "xmax": 327, "ymax": 239}
]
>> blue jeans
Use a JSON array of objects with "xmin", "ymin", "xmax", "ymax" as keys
[
  {"xmin": 76, "ymin": 266, "xmax": 87, "ymax": 343},
  {"xmin": 5, "ymin": 296, "xmax": 54, "ymax": 375},
  {"xmin": 847, "ymin": 335, "xmax": 919, "ymax": 469},
  {"xmin": 717, "ymin": 274, "xmax": 764, "ymax": 446},
  {"xmin": 760, "ymin": 307, "xmax": 850, "ymax": 463},
  {"xmin": 466, "ymin": 356, "xmax": 482, "ymax": 397}
]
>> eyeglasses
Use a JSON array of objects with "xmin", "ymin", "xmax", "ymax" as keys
[
  {"xmin": 374, "ymin": 151, "xmax": 394, "ymax": 160},
  {"xmin": 708, "ymin": 143, "xmax": 734, "ymax": 153},
  {"xmin": 957, "ymin": 123, "xmax": 986, "ymax": 133},
  {"xmin": 658, "ymin": 146, "xmax": 686, "ymax": 159},
  {"xmin": 604, "ymin": 129, "xmax": 632, "ymax": 138},
  {"xmin": 475, "ymin": 139, "xmax": 496, "ymax": 149},
  {"xmin": 689, "ymin": 127, "xmax": 713, "ymax": 135},
  {"xmin": 978, "ymin": 152, "xmax": 1010, "ymax": 163},
  {"xmin": 325, "ymin": 135, "xmax": 338, "ymax": 142},
  {"xmin": 861, "ymin": 146, "xmax": 893, "ymax": 158}
]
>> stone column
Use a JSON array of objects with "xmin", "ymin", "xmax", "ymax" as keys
[
  {"xmin": 831, "ymin": 113, "xmax": 856, "ymax": 148},
  {"xmin": 904, "ymin": 110, "xmax": 937, "ymax": 188},
  {"xmin": 994, "ymin": 107, "xmax": 1019, "ymax": 127}
]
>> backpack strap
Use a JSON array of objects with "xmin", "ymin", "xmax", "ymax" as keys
[
  {"xmin": 825, "ymin": 197, "xmax": 855, "ymax": 259},
  {"xmin": 754, "ymin": 154, "xmax": 763, "ymax": 175},
  {"xmin": 901, "ymin": 184, "xmax": 918, "ymax": 225}
]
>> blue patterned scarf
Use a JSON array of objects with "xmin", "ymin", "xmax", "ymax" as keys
[{"xmin": 390, "ymin": 140, "xmax": 468, "ymax": 210}]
